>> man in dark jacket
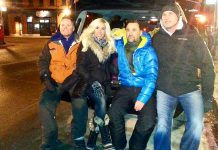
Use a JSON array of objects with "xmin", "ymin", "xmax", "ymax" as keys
[
  {"xmin": 38, "ymin": 16, "xmax": 87, "ymax": 150},
  {"xmin": 108, "ymin": 20, "xmax": 158, "ymax": 150},
  {"xmin": 153, "ymin": 3, "xmax": 216, "ymax": 150}
]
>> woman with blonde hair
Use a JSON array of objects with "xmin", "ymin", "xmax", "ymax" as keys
[{"xmin": 71, "ymin": 18, "xmax": 116, "ymax": 150}]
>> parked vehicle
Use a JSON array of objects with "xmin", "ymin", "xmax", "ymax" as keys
[{"xmin": 75, "ymin": 9, "xmax": 160, "ymax": 35}]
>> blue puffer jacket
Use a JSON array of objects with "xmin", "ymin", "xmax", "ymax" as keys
[{"xmin": 115, "ymin": 32, "xmax": 158, "ymax": 104}]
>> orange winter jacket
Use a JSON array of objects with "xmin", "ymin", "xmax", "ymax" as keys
[{"xmin": 48, "ymin": 41, "xmax": 79, "ymax": 83}]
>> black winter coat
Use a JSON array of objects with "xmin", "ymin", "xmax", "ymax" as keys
[
  {"xmin": 152, "ymin": 24, "xmax": 215, "ymax": 99},
  {"xmin": 76, "ymin": 44, "xmax": 116, "ymax": 87}
]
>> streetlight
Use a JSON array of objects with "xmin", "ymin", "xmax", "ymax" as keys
[
  {"xmin": 195, "ymin": 14, "xmax": 207, "ymax": 24},
  {"xmin": 0, "ymin": 0, "xmax": 7, "ymax": 45},
  {"xmin": 63, "ymin": 8, "xmax": 71, "ymax": 16}
]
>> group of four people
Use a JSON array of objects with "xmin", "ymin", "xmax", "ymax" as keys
[{"xmin": 38, "ymin": 2, "xmax": 215, "ymax": 150}]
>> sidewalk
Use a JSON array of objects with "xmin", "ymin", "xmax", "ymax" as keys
[{"xmin": 5, "ymin": 34, "xmax": 51, "ymax": 38}]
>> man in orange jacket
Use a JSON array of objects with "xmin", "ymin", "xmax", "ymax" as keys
[{"xmin": 38, "ymin": 16, "xmax": 87, "ymax": 150}]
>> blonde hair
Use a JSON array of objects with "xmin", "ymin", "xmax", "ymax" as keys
[{"xmin": 80, "ymin": 18, "xmax": 115, "ymax": 51}]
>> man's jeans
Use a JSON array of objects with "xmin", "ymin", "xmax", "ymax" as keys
[
  {"xmin": 154, "ymin": 90, "xmax": 204, "ymax": 150},
  {"xmin": 39, "ymin": 89, "xmax": 88, "ymax": 145}
]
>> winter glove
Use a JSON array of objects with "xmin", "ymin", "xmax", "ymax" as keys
[
  {"xmin": 40, "ymin": 73, "xmax": 56, "ymax": 91},
  {"xmin": 91, "ymin": 81, "xmax": 105, "ymax": 98}
]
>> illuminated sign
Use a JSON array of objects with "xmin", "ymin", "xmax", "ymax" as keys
[{"xmin": 36, "ymin": 11, "xmax": 51, "ymax": 17}]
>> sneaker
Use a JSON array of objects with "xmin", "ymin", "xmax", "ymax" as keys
[
  {"xmin": 98, "ymin": 125, "xmax": 112, "ymax": 146},
  {"xmin": 71, "ymin": 146, "xmax": 87, "ymax": 150},
  {"xmin": 86, "ymin": 147, "xmax": 94, "ymax": 150},
  {"xmin": 103, "ymin": 143, "xmax": 115, "ymax": 150},
  {"xmin": 87, "ymin": 130, "xmax": 99, "ymax": 150}
]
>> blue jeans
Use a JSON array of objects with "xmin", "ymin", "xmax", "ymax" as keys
[{"xmin": 154, "ymin": 90, "xmax": 204, "ymax": 150}]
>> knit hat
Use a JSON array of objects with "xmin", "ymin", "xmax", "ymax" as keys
[{"xmin": 161, "ymin": 3, "xmax": 181, "ymax": 19}]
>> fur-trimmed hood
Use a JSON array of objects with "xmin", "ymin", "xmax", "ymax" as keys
[{"xmin": 81, "ymin": 34, "xmax": 116, "ymax": 62}]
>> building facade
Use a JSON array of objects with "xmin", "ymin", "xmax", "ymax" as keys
[{"xmin": 5, "ymin": 0, "xmax": 75, "ymax": 36}]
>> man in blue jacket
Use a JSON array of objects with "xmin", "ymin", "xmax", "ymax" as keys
[{"xmin": 108, "ymin": 20, "xmax": 158, "ymax": 150}]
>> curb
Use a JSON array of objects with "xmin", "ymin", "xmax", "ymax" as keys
[{"xmin": 5, "ymin": 36, "xmax": 50, "ymax": 39}]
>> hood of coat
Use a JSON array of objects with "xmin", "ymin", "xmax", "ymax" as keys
[
  {"xmin": 158, "ymin": 21, "xmax": 197, "ymax": 38},
  {"xmin": 81, "ymin": 34, "xmax": 116, "ymax": 62}
]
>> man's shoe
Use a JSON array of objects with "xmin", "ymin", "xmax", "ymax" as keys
[
  {"xmin": 71, "ymin": 139, "xmax": 86, "ymax": 150},
  {"xmin": 40, "ymin": 139, "xmax": 63, "ymax": 150},
  {"xmin": 102, "ymin": 143, "xmax": 115, "ymax": 150},
  {"xmin": 87, "ymin": 130, "xmax": 99, "ymax": 150}
]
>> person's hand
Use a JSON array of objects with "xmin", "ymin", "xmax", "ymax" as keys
[
  {"xmin": 134, "ymin": 100, "xmax": 144, "ymax": 111},
  {"xmin": 44, "ymin": 79, "xmax": 55, "ymax": 91}
]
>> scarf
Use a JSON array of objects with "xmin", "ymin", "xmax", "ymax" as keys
[
  {"xmin": 93, "ymin": 35, "xmax": 108, "ymax": 49},
  {"xmin": 61, "ymin": 33, "xmax": 75, "ymax": 54},
  {"xmin": 125, "ymin": 38, "xmax": 141, "ymax": 72}
]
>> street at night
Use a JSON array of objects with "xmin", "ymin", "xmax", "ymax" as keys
[
  {"xmin": 0, "ymin": 1, "xmax": 217, "ymax": 150},
  {"xmin": 0, "ymin": 37, "xmax": 217, "ymax": 150},
  {"xmin": 0, "ymin": 37, "xmax": 72, "ymax": 149}
]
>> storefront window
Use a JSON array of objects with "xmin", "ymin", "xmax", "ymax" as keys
[{"xmin": 27, "ymin": 11, "xmax": 57, "ymax": 35}]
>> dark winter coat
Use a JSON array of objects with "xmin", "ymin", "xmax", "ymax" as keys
[
  {"xmin": 152, "ymin": 24, "xmax": 215, "ymax": 99},
  {"xmin": 76, "ymin": 34, "xmax": 116, "ymax": 87}
]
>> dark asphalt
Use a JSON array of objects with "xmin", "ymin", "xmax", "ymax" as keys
[{"xmin": 0, "ymin": 37, "xmax": 217, "ymax": 150}]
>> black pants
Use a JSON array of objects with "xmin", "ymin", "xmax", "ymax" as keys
[
  {"xmin": 108, "ymin": 86, "xmax": 157, "ymax": 150},
  {"xmin": 39, "ymin": 88, "xmax": 88, "ymax": 145}
]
